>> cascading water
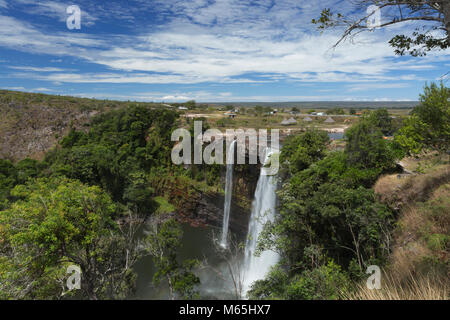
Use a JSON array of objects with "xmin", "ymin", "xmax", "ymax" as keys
[
  {"xmin": 220, "ymin": 139, "xmax": 236, "ymax": 248},
  {"xmin": 241, "ymin": 148, "xmax": 279, "ymax": 294}
]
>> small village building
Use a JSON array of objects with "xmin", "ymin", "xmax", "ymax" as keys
[
  {"xmin": 281, "ymin": 117, "xmax": 297, "ymax": 126},
  {"xmin": 224, "ymin": 112, "xmax": 237, "ymax": 119},
  {"xmin": 303, "ymin": 116, "xmax": 313, "ymax": 122},
  {"xmin": 324, "ymin": 117, "xmax": 335, "ymax": 123}
]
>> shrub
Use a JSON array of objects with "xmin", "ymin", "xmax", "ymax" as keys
[{"xmin": 285, "ymin": 261, "xmax": 350, "ymax": 300}]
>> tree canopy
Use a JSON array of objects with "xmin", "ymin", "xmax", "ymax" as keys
[
  {"xmin": 313, "ymin": 1, "xmax": 450, "ymax": 56},
  {"xmin": 0, "ymin": 177, "xmax": 139, "ymax": 299},
  {"xmin": 394, "ymin": 82, "xmax": 450, "ymax": 153}
]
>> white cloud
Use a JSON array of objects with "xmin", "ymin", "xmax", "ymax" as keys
[
  {"xmin": 31, "ymin": 87, "xmax": 54, "ymax": 92},
  {"xmin": 2, "ymin": 86, "xmax": 26, "ymax": 91},
  {"xmin": 9, "ymin": 66, "xmax": 68, "ymax": 72},
  {"xmin": 347, "ymin": 82, "xmax": 411, "ymax": 92},
  {"xmin": 0, "ymin": 0, "xmax": 448, "ymax": 86},
  {"xmin": 14, "ymin": 0, "xmax": 97, "ymax": 26},
  {"xmin": 0, "ymin": 15, "xmax": 104, "ymax": 57},
  {"xmin": 68, "ymin": 90, "xmax": 411, "ymax": 103}
]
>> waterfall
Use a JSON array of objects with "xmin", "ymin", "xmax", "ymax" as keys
[
  {"xmin": 220, "ymin": 139, "xmax": 236, "ymax": 248},
  {"xmin": 242, "ymin": 148, "xmax": 279, "ymax": 294}
]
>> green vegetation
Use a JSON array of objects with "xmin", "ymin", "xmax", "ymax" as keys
[
  {"xmin": 326, "ymin": 107, "xmax": 345, "ymax": 115},
  {"xmin": 153, "ymin": 196, "xmax": 176, "ymax": 215},
  {"xmin": 249, "ymin": 82, "xmax": 449, "ymax": 300},
  {"xmin": 280, "ymin": 129, "xmax": 330, "ymax": 174},
  {"xmin": 313, "ymin": 1, "xmax": 449, "ymax": 57},
  {"xmin": 395, "ymin": 82, "xmax": 450, "ymax": 154},
  {"xmin": 251, "ymin": 125, "xmax": 396, "ymax": 299},
  {"xmin": 0, "ymin": 105, "xmax": 215, "ymax": 299},
  {"xmin": 0, "ymin": 177, "xmax": 137, "ymax": 299},
  {"xmin": 366, "ymin": 108, "xmax": 394, "ymax": 136},
  {"xmin": 0, "ymin": 82, "xmax": 447, "ymax": 300},
  {"xmin": 144, "ymin": 218, "xmax": 200, "ymax": 300}
]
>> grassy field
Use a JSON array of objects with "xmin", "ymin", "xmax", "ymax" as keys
[
  {"xmin": 0, "ymin": 89, "xmax": 412, "ymax": 160},
  {"xmin": 177, "ymin": 107, "xmax": 410, "ymax": 133},
  {"xmin": 349, "ymin": 153, "xmax": 450, "ymax": 300}
]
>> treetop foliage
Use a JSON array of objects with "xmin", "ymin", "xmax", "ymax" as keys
[{"xmin": 313, "ymin": 1, "xmax": 450, "ymax": 56}]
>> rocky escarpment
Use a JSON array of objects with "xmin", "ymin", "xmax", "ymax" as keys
[
  {"xmin": 0, "ymin": 103, "xmax": 98, "ymax": 161},
  {"xmin": 175, "ymin": 163, "xmax": 260, "ymax": 239},
  {"xmin": 189, "ymin": 191, "xmax": 250, "ymax": 239},
  {"xmin": 0, "ymin": 90, "xmax": 156, "ymax": 161}
]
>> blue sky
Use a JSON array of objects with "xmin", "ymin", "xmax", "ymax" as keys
[{"xmin": 0, "ymin": 0, "xmax": 448, "ymax": 102}]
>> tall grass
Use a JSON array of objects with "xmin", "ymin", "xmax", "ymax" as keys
[
  {"xmin": 345, "ymin": 271, "xmax": 448, "ymax": 300},
  {"xmin": 352, "ymin": 164, "xmax": 450, "ymax": 300}
]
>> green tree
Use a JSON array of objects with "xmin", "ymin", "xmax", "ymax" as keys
[
  {"xmin": 144, "ymin": 218, "xmax": 200, "ymax": 300},
  {"xmin": 185, "ymin": 100, "xmax": 196, "ymax": 109},
  {"xmin": 254, "ymin": 120, "xmax": 396, "ymax": 299},
  {"xmin": 284, "ymin": 260, "xmax": 350, "ymax": 300},
  {"xmin": 0, "ymin": 177, "xmax": 140, "ymax": 299},
  {"xmin": 345, "ymin": 119, "xmax": 397, "ymax": 172},
  {"xmin": 395, "ymin": 82, "xmax": 450, "ymax": 153},
  {"xmin": 280, "ymin": 129, "xmax": 330, "ymax": 174},
  {"xmin": 247, "ymin": 266, "xmax": 289, "ymax": 300},
  {"xmin": 44, "ymin": 106, "xmax": 180, "ymax": 212},
  {"xmin": 368, "ymin": 108, "xmax": 393, "ymax": 135},
  {"xmin": 313, "ymin": 1, "xmax": 449, "ymax": 56},
  {"xmin": 15, "ymin": 158, "xmax": 41, "ymax": 184},
  {"xmin": 0, "ymin": 159, "xmax": 17, "ymax": 210},
  {"xmin": 327, "ymin": 107, "xmax": 345, "ymax": 115},
  {"xmin": 254, "ymin": 105, "xmax": 264, "ymax": 114}
]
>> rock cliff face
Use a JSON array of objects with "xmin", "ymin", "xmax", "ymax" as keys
[
  {"xmin": 0, "ymin": 90, "xmax": 150, "ymax": 161},
  {"xmin": 177, "ymin": 163, "xmax": 260, "ymax": 239},
  {"xmin": 0, "ymin": 91, "xmax": 264, "ymax": 238},
  {"xmin": 0, "ymin": 102, "xmax": 99, "ymax": 161},
  {"xmin": 191, "ymin": 191, "xmax": 250, "ymax": 238}
]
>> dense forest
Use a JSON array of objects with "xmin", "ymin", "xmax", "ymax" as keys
[
  {"xmin": 0, "ymin": 102, "xmax": 222, "ymax": 299},
  {"xmin": 248, "ymin": 82, "xmax": 449, "ymax": 299},
  {"xmin": 0, "ymin": 82, "xmax": 448, "ymax": 299}
]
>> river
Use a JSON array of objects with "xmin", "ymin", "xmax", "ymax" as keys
[
  {"xmin": 133, "ymin": 132, "xmax": 343, "ymax": 299},
  {"xmin": 133, "ymin": 223, "xmax": 239, "ymax": 300}
]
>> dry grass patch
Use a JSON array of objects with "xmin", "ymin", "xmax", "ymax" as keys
[
  {"xmin": 354, "ymin": 173, "xmax": 450, "ymax": 300},
  {"xmin": 374, "ymin": 165, "xmax": 450, "ymax": 208},
  {"xmin": 346, "ymin": 272, "xmax": 448, "ymax": 300}
]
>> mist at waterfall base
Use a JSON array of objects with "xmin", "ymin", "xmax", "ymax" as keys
[
  {"xmin": 220, "ymin": 146, "xmax": 280, "ymax": 296},
  {"xmin": 132, "ymin": 133, "xmax": 342, "ymax": 299},
  {"xmin": 133, "ymin": 150, "xmax": 279, "ymax": 299},
  {"xmin": 241, "ymin": 163, "xmax": 279, "ymax": 294},
  {"xmin": 133, "ymin": 224, "xmax": 240, "ymax": 299}
]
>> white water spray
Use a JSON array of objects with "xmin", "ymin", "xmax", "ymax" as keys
[
  {"xmin": 242, "ymin": 148, "xmax": 279, "ymax": 294},
  {"xmin": 220, "ymin": 140, "xmax": 236, "ymax": 248}
]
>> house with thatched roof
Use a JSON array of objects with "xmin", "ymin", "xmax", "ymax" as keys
[
  {"xmin": 287, "ymin": 117, "xmax": 297, "ymax": 124},
  {"xmin": 303, "ymin": 116, "xmax": 313, "ymax": 122},
  {"xmin": 324, "ymin": 117, "xmax": 335, "ymax": 123},
  {"xmin": 281, "ymin": 117, "xmax": 297, "ymax": 125}
]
